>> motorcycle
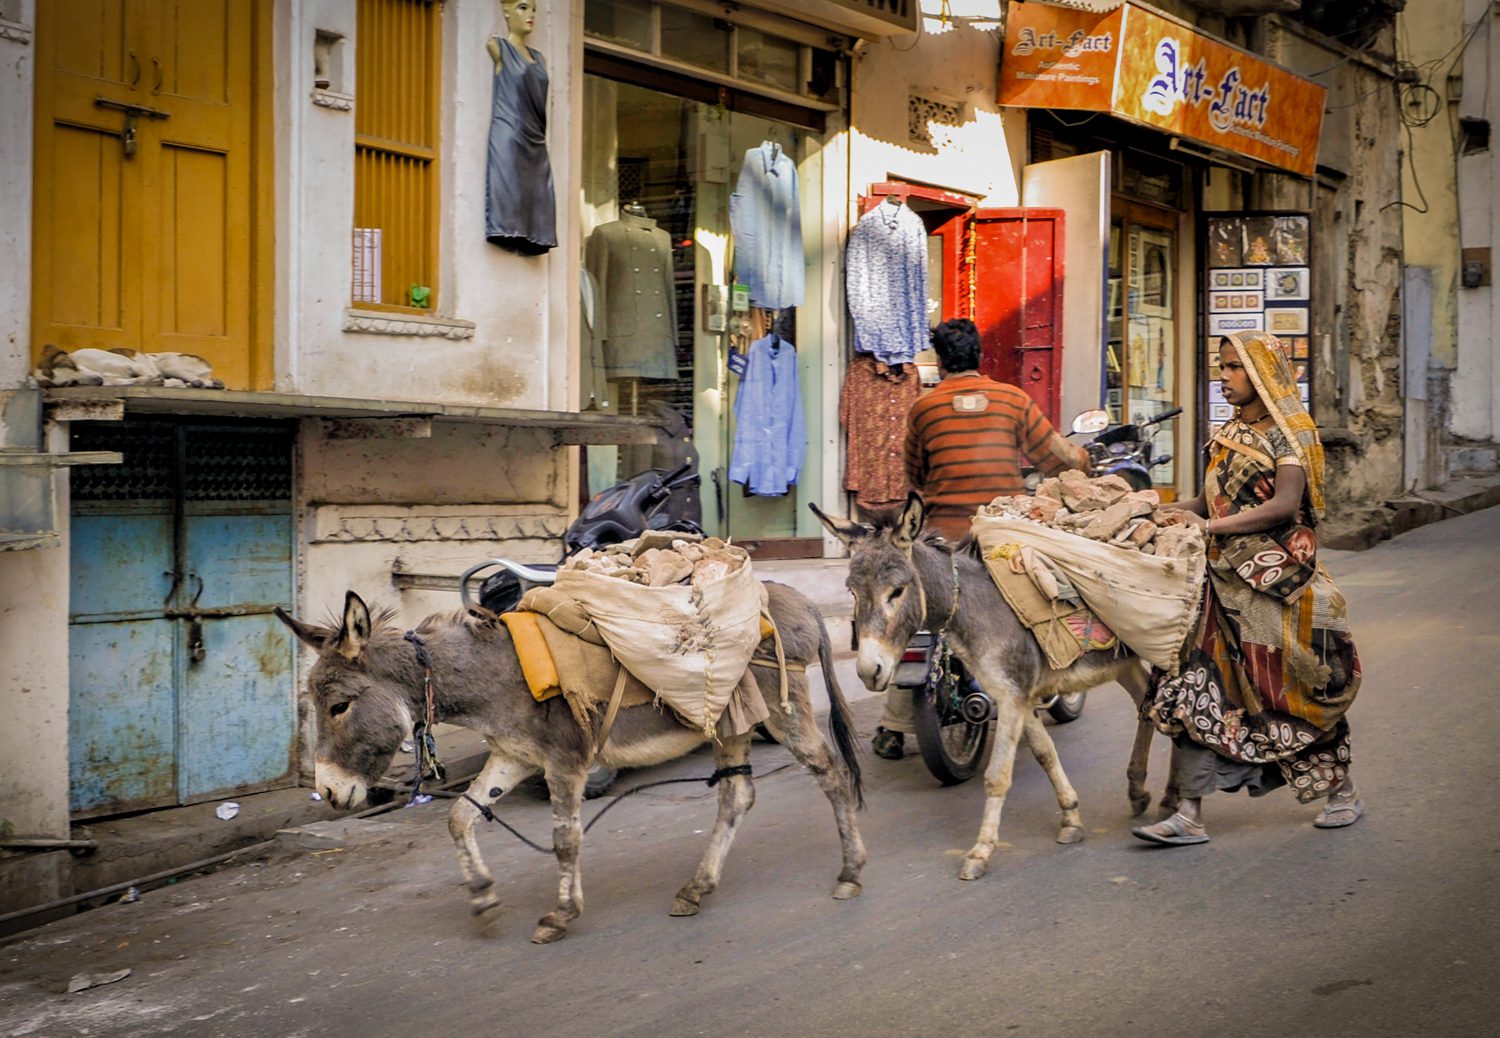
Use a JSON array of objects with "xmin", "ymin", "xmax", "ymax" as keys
[
  {"xmin": 896, "ymin": 406, "xmax": 1182, "ymax": 785},
  {"xmin": 457, "ymin": 462, "xmax": 703, "ymax": 797}
]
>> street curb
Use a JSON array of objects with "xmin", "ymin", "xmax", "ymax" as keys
[{"xmin": 1322, "ymin": 473, "xmax": 1500, "ymax": 551}]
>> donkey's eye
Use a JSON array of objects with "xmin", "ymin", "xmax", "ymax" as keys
[
  {"xmin": 329, "ymin": 701, "xmax": 351, "ymax": 718},
  {"xmin": 886, "ymin": 588, "xmax": 903, "ymax": 604}
]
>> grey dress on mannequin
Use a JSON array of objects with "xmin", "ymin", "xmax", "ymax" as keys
[{"xmin": 485, "ymin": 37, "xmax": 557, "ymax": 254}]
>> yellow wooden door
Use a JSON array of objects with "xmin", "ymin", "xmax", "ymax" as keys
[{"xmin": 32, "ymin": 0, "xmax": 262, "ymax": 389}]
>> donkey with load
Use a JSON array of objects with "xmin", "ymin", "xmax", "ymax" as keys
[
  {"xmin": 276, "ymin": 558, "xmax": 865, "ymax": 944},
  {"xmin": 814, "ymin": 491, "xmax": 1202, "ymax": 881}
]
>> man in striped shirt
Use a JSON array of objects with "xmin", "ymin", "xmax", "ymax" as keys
[
  {"xmin": 870, "ymin": 319, "xmax": 1090, "ymax": 761},
  {"xmin": 904, "ymin": 318, "xmax": 1089, "ymax": 542}
]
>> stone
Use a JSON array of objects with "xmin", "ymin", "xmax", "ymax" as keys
[
  {"xmin": 1129, "ymin": 519, "xmax": 1158, "ymax": 547},
  {"xmin": 1154, "ymin": 525, "xmax": 1204, "ymax": 558},
  {"xmin": 1035, "ymin": 477, "xmax": 1064, "ymax": 501},
  {"xmin": 1027, "ymin": 496, "xmax": 1064, "ymax": 523},
  {"xmin": 1062, "ymin": 476, "xmax": 1132, "ymax": 513},
  {"xmin": 1082, "ymin": 501, "xmax": 1135, "ymax": 541}
]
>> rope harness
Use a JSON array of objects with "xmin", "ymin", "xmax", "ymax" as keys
[
  {"xmin": 398, "ymin": 627, "xmax": 792, "ymax": 855},
  {"xmin": 402, "ymin": 630, "xmax": 446, "ymax": 805}
]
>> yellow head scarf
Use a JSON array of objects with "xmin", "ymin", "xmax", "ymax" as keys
[{"xmin": 1223, "ymin": 331, "xmax": 1326, "ymax": 522}]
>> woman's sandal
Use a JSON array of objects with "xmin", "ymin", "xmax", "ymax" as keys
[
  {"xmin": 1313, "ymin": 789, "xmax": 1365, "ymax": 829},
  {"xmin": 1131, "ymin": 812, "xmax": 1211, "ymax": 846}
]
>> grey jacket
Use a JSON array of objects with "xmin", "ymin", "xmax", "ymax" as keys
[{"xmin": 584, "ymin": 214, "xmax": 679, "ymax": 381}]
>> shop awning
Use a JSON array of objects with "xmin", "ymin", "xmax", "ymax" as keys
[
  {"xmin": 42, "ymin": 387, "xmax": 659, "ymax": 445},
  {"xmin": 998, "ymin": 0, "xmax": 1326, "ymax": 176},
  {"xmin": 753, "ymin": 0, "xmax": 918, "ymax": 39}
]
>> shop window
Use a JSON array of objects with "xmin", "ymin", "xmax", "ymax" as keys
[
  {"xmin": 738, "ymin": 27, "xmax": 800, "ymax": 93},
  {"xmin": 585, "ymin": 0, "xmax": 653, "ymax": 50},
  {"xmin": 1107, "ymin": 209, "xmax": 1180, "ymax": 490},
  {"xmin": 661, "ymin": 8, "xmax": 730, "ymax": 73},
  {"xmin": 352, "ymin": 0, "xmax": 440, "ymax": 311}
]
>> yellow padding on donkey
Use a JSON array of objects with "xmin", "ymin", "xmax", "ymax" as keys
[{"xmin": 500, "ymin": 611, "xmax": 562, "ymax": 701}]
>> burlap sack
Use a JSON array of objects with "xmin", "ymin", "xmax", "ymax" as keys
[
  {"xmin": 550, "ymin": 549, "xmax": 768, "ymax": 734},
  {"xmin": 970, "ymin": 514, "xmax": 1204, "ymax": 674}
]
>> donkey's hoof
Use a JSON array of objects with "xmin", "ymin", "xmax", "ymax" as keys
[
  {"xmin": 669, "ymin": 895, "xmax": 701, "ymax": 917},
  {"xmin": 474, "ymin": 902, "xmax": 506, "ymax": 939},
  {"xmin": 1129, "ymin": 793, "xmax": 1152, "ymax": 817},
  {"xmin": 958, "ymin": 857, "xmax": 989, "ymax": 881},
  {"xmin": 1057, "ymin": 824, "xmax": 1086, "ymax": 845},
  {"xmin": 531, "ymin": 917, "xmax": 570, "ymax": 944},
  {"xmin": 833, "ymin": 880, "xmax": 863, "ymax": 900}
]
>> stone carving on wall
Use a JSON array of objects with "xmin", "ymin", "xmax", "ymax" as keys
[
  {"xmin": 343, "ymin": 310, "xmax": 477, "ymax": 339},
  {"xmin": 313, "ymin": 505, "xmax": 567, "ymax": 543},
  {"xmin": 908, "ymin": 94, "xmax": 962, "ymax": 149}
]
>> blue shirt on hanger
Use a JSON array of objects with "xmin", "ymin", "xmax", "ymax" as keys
[
  {"xmin": 730, "ymin": 334, "xmax": 806, "ymax": 496},
  {"xmin": 845, "ymin": 199, "xmax": 928, "ymax": 366},
  {"xmin": 729, "ymin": 141, "xmax": 805, "ymax": 310}
]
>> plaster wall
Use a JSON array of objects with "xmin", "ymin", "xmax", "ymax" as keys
[
  {"xmin": 277, "ymin": 0, "xmax": 575, "ymax": 411},
  {"xmin": 0, "ymin": 0, "xmax": 34, "ymax": 388},
  {"xmin": 850, "ymin": 3, "xmax": 1020, "ymax": 206},
  {"xmin": 1453, "ymin": 0, "xmax": 1499, "ymax": 443},
  {"xmin": 1265, "ymin": 22, "xmax": 1407, "ymax": 517}
]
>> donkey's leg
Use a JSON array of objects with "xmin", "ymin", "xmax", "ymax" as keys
[
  {"xmin": 671, "ymin": 732, "xmax": 755, "ymax": 917},
  {"xmin": 532, "ymin": 760, "xmax": 588, "ymax": 944},
  {"xmin": 960, "ymin": 694, "xmax": 1028, "ymax": 881},
  {"xmin": 761, "ymin": 678, "xmax": 866, "ymax": 900},
  {"xmin": 448, "ymin": 752, "xmax": 536, "ymax": 937},
  {"xmin": 1127, "ymin": 721, "xmax": 1156, "ymax": 817},
  {"xmin": 1022, "ymin": 712, "xmax": 1085, "ymax": 844},
  {"xmin": 1118, "ymin": 662, "xmax": 1155, "ymax": 816}
]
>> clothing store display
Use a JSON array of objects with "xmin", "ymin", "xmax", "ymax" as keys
[
  {"xmin": 729, "ymin": 141, "xmax": 804, "ymax": 310},
  {"xmin": 580, "ymin": 266, "xmax": 609, "ymax": 407},
  {"xmin": 730, "ymin": 334, "xmax": 805, "ymax": 496},
  {"xmin": 845, "ymin": 198, "xmax": 928, "ymax": 366},
  {"xmin": 839, "ymin": 354, "xmax": 921, "ymax": 514},
  {"xmin": 585, "ymin": 213, "xmax": 679, "ymax": 381},
  {"xmin": 485, "ymin": 38, "xmax": 558, "ymax": 254}
]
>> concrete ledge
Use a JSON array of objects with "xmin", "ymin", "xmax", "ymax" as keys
[{"xmin": 1324, "ymin": 473, "xmax": 1500, "ymax": 551}]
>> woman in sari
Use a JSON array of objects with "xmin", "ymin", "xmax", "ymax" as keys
[{"xmin": 1133, "ymin": 331, "xmax": 1364, "ymax": 846}]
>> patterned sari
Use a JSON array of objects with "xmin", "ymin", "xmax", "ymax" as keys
[{"xmin": 1143, "ymin": 333, "xmax": 1362, "ymax": 802}]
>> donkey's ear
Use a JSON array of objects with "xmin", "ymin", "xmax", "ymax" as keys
[
  {"xmin": 275, "ymin": 607, "xmax": 333, "ymax": 651},
  {"xmin": 336, "ymin": 591, "xmax": 372, "ymax": 660},
  {"xmin": 808, "ymin": 502, "xmax": 871, "ymax": 547},
  {"xmin": 890, "ymin": 492, "xmax": 927, "ymax": 550}
]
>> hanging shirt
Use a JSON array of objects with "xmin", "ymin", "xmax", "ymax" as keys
[
  {"xmin": 729, "ymin": 141, "xmax": 805, "ymax": 311},
  {"xmin": 845, "ymin": 200, "xmax": 928, "ymax": 366},
  {"xmin": 730, "ymin": 334, "xmax": 806, "ymax": 496},
  {"xmin": 840, "ymin": 354, "xmax": 921, "ymax": 514}
]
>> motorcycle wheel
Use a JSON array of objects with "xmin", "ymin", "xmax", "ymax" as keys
[
  {"xmin": 1046, "ymin": 691, "xmax": 1087, "ymax": 724},
  {"xmin": 911, "ymin": 666, "xmax": 992, "ymax": 785},
  {"xmin": 583, "ymin": 764, "xmax": 619, "ymax": 800}
]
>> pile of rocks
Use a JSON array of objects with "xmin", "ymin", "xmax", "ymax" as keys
[
  {"xmin": 979, "ymin": 471, "xmax": 1204, "ymax": 558},
  {"xmin": 565, "ymin": 531, "xmax": 749, "ymax": 588}
]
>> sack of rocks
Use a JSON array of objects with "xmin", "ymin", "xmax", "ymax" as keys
[
  {"xmin": 978, "ymin": 471, "xmax": 1204, "ymax": 559},
  {"xmin": 971, "ymin": 474, "xmax": 1207, "ymax": 673},
  {"xmin": 550, "ymin": 531, "xmax": 767, "ymax": 735}
]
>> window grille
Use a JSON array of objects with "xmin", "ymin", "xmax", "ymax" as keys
[{"xmin": 353, "ymin": 0, "xmax": 440, "ymax": 311}]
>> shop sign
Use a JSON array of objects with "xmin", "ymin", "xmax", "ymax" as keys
[{"xmin": 999, "ymin": 1, "xmax": 1326, "ymax": 176}]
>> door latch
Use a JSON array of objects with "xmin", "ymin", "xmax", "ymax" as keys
[
  {"xmin": 187, "ymin": 617, "xmax": 206, "ymax": 664},
  {"xmin": 93, "ymin": 96, "xmax": 170, "ymax": 157}
]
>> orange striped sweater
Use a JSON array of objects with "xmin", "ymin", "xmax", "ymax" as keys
[{"xmin": 903, "ymin": 374, "xmax": 1089, "ymax": 539}]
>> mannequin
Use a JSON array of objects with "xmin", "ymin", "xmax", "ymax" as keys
[
  {"xmin": 584, "ymin": 206, "xmax": 679, "ymax": 384},
  {"xmin": 485, "ymin": 0, "xmax": 558, "ymax": 254}
]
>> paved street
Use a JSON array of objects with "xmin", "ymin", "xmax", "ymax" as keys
[{"xmin": 4, "ymin": 508, "xmax": 1499, "ymax": 1038}]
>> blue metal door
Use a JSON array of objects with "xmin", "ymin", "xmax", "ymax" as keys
[{"xmin": 69, "ymin": 419, "xmax": 296, "ymax": 817}]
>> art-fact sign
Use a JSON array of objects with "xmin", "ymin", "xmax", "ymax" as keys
[{"xmin": 999, "ymin": 1, "xmax": 1326, "ymax": 176}]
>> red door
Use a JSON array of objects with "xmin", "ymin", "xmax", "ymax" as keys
[{"xmin": 970, "ymin": 208, "xmax": 1066, "ymax": 426}]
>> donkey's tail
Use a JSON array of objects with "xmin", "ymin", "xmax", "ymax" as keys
[{"xmin": 818, "ymin": 615, "xmax": 864, "ymax": 810}]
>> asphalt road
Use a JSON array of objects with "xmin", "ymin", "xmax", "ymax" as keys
[{"xmin": 4, "ymin": 508, "xmax": 1499, "ymax": 1038}]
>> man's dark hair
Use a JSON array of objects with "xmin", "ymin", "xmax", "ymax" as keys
[{"xmin": 931, "ymin": 318, "xmax": 981, "ymax": 373}]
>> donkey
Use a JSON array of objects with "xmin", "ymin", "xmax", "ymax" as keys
[
  {"xmin": 813, "ymin": 494, "xmax": 1175, "ymax": 881},
  {"xmin": 275, "ymin": 582, "xmax": 866, "ymax": 943}
]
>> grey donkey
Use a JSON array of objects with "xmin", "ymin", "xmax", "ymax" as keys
[
  {"xmin": 813, "ymin": 493, "xmax": 1177, "ymax": 881},
  {"xmin": 275, "ymin": 583, "xmax": 866, "ymax": 944}
]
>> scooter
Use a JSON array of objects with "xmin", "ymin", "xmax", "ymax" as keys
[
  {"xmin": 457, "ymin": 462, "xmax": 703, "ymax": 797},
  {"xmin": 896, "ymin": 406, "xmax": 1181, "ymax": 785}
]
